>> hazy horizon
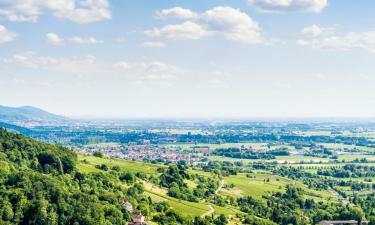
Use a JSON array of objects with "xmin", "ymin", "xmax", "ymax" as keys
[{"xmin": 1, "ymin": 0, "xmax": 375, "ymax": 118}]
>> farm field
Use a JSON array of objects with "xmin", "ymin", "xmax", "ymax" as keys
[
  {"xmin": 319, "ymin": 143, "xmax": 375, "ymax": 152},
  {"xmin": 220, "ymin": 173, "xmax": 334, "ymax": 202},
  {"xmin": 77, "ymin": 154, "xmax": 164, "ymax": 174}
]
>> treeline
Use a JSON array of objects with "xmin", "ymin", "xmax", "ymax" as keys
[
  {"xmin": 317, "ymin": 164, "xmax": 375, "ymax": 178},
  {"xmin": 212, "ymin": 147, "xmax": 289, "ymax": 160},
  {"xmin": 15, "ymin": 125, "xmax": 375, "ymax": 147}
]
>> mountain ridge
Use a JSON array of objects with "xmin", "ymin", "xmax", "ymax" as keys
[{"xmin": 0, "ymin": 105, "xmax": 66, "ymax": 122}]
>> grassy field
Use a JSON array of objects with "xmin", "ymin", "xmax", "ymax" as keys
[
  {"xmin": 220, "ymin": 172, "xmax": 334, "ymax": 202},
  {"xmin": 144, "ymin": 190, "xmax": 209, "ymax": 218},
  {"xmin": 319, "ymin": 143, "xmax": 375, "ymax": 152},
  {"xmin": 77, "ymin": 154, "xmax": 163, "ymax": 174}
]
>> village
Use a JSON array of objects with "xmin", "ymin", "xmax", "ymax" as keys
[{"xmin": 77, "ymin": 142, "xmax": 206, "ymax": 162}]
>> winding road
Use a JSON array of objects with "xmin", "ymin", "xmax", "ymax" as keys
[{"xmin": 204, "ymin": 179, "xmax": 225, "ymax": 217}]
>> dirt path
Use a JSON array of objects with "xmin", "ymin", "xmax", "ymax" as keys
[
  {"xmin": 329, "ymin": 188, "xmax": 351, "ymax": 205},
  {"xmin": 202, "ymin": 205, "xmax": 215, "ymax": 217},
  {"xmin": 215, "ymin": 179, "xmax": 224, "ymax": 194}
]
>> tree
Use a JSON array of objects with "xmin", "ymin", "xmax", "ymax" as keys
[
  {"xmin": 214, "ymin": 214, "xmax": 228, "ymax": 225},
  {"xmin": 93, "ymin": 151, "xmax": 104, "ymax": 158}
]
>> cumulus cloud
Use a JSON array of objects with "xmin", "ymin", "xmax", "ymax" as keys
[
  {"xmin": 248, "ymin": 0, "xmax": 328, "ymax": 13},
  {"xmin": 3, "ymin": 52, "xmax": 97, "ymax": 72},
  {"xmin": 156, "ymin": 7, "xmax": 198, "ymax": 20},
  {"xmin": 201, "ymin": 7, "xmax": 262, "ymax": 44},
  {"xmin": 46, "ymin": 33, "xmax": 64, "ymax": 45},
  {"xmin": 145, "ymin": 6, "xmax": 263, "ymax": 44},
  {"xmin": 141, "ymin": 41, "xmax": 166, "ymax": 48},
  {"xmin": 46, "ymin": 33, "xmax": 102, "ymax": 45},
  {"xmin": 301, "ymin": 24, "xmax": 323, "ymax": 36},
  {"xmin": 298, "ymin": 25, "xmax": 375, "ymax": 52},
  {"xmin": 114, "ymin": 61, "xmax": 184, "ymax": 81},
  {"xmin": 0, "ymin": 25, "xmax": 16, "ymax": 44},
  {"xmin": 144, "ymin": 21, "xmax": 209, "ymax": 40},
  {"xmin": 0, "ymin": 0, "xmax": 111, "ymax": 23},
  {"xmin": 68, "ymin": 36, "xmax": 103, "ymax": 44},
  {"xmin": 2, "ymin": 51, "xmax": 185, "ymax": 82}
]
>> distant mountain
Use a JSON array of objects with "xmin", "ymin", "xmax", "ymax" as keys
[{"xmin": 0, "ymin": 105, "xmax": 66, "ymax": 122}]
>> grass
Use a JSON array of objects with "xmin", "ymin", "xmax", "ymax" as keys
[
  {"xmin": 144, "ymin": 190, "xmax": 209, "ymax": 218},
  {"xmin": 275, "ymin": 155, "xmax": 330, "ymax": 163},
  {"xmin": 77, "ymin": 154, "xmax": 163, "ymax": 174},
  {"xmin": 221, "ymin": 172, "xmax": 333, "ymax": 202},
  {"xmin": 221, "ymin": 173, "xmax": 288, "ymax": 199}
]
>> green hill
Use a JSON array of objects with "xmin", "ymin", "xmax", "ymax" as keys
[
  {"xmin": 0, "ymin": 105, "xmax": 65, "ymax": 122},
  {"xmin": 0, "ymin": 129, "xmax": 165, "ymax": 225}
]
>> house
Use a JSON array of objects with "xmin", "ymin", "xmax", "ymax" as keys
[
  {"xmin": 128, "ymin": 211, "xmax": 146, "ymax": 225},
  {"xmin": 119, "ymin": 197, "xmax": 133, "ymax": 212},
  {"xmin": 193, "ymin": 147, "xmax": 211, "ymax": 153},
  {"xmin": 124, "ymin": 202, "xmax": 133, "ymax": 212}
]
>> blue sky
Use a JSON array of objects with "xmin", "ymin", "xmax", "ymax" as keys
[{"xmin": 0, "ymin": 0, "xmax": 375, "ymax": 118}]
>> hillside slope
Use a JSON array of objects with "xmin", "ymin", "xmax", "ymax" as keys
[
  {"xmin": 0, "ymin": 129, "xmax": 155, "ymax": 225},
  {"xmin": 0, "ymin": 105, "xmax": 65, "ymax": 122}
]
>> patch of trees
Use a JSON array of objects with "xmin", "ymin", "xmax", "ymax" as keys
[
  {"xmin": 234, "ymin": 185, "xmax": 369, "ymax": 225},
  {"xmin": 212, "ymin": 148, "xmax": 289, "ymax": 160},
  {"xmin": 158, "ymin": 165, "xmax": 197, "ymax": 202},
  {"xmin": 317, "ymin": 164, "xmax": 375, "ymax": 178}
]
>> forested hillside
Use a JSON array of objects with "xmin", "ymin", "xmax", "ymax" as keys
[{"xmin": 0, "ymin": 128, "xmax": 171, "ymax": 225}]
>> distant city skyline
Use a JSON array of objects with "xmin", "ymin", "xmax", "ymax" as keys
[{"xmin": 1, "ymin": 0, "xmax": 375, "ymax": 118}]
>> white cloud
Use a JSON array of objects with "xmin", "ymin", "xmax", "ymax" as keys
[
  {"xmin": 298, "ymin": 25, "xmax": 375, "ymax": 52},
  {"xmin": 68, "ymin": 36, "xmax": 102, "ymax": 44},
  {"xmin": 156, "ymin": 7, "xmax": 198, "ymax": 20},
  {"xmin": 46, "ymin": 33, "xmax": 64, "ymax": 46},
  {"xmin": 301, "ymin": 24, "xmax": 323, "ymax": 36},
  {"xmin": 311, "ymin": 73, "xmax": 326, "ymax": 80},
  {"xmin": 0, "ymin": 25, "xmax": 16, "ymax": 44},
  {"xmin": 144, "ymin": 21, "xmax": 209, "ymax": 40},
  {"xmin": 201, "ymin": 6, "xmax": 262, "ymax": 44},
  {"xmin": 2, "ymin": 52, "xmax": 185, "ymax": 82},
  {"xmin": 248, "ymin": 0, "xmax": 328, "ymax": 13},
  {"xmin": 0, "ymin": 0, "xmax": 111, "ymax": 24},
  {"xmin": 114, "ymin": 61, "xmax": 184, "ymax": 81},
  {"xmin": 141, "ymin": 41, "xmax": 166, "ymax": 48},
  {"xmin": 145, "ymin": 6, "xmax": 263, "ymax": 44},
  {"xmin": 4, "ymin": 52, "xmax": 98, "ymax": 73},
  {"xmin": 46, "ymin": 33, "xmax": 102, "ymax": 45}
]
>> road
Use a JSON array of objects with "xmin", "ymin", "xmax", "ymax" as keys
[
  {"xmin": 215, "ymin": 179, "xmax": 224, "ymax": 194},
  {"xmin": 204, "ymin": 179, "xmax": 225, "ymax": 217},
  {"xmin": 329, "ymin": 188, "xmax": 351, "ymax": 205}
]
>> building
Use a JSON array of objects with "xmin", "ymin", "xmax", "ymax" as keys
[
  {"xmin": 128, "ymin": 211, "xmax": 146, "ymax": 225},
  {"xmin": 124, "ymin": 202, "xmax": 133, "ymax": 212},
  {"xmin": 119, "ymin": 197, "xmax": 133, "ymax": 212}
]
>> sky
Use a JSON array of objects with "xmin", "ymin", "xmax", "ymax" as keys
[{"xmin": 0, "ymin": 0, "xmax": 375, "ymax": 118}]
